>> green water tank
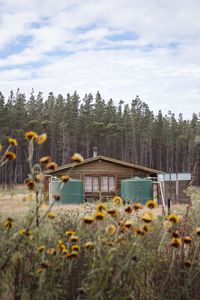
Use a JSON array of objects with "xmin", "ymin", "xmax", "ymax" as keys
[
  {"xmin": 121, "ymin": 177, "xmax": 153, "ymax": 204},
  {"xmin": 50, "ymin": 178, "xmax": 84, "ymax": 204}
]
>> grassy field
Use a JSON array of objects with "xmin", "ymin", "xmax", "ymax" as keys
[{"xmin": 0, "ymin": 186, "xmax": 200, "ymax": 300}]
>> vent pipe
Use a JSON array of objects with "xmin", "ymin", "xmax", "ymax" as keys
[{"xmin": 93, "ymin": 147, "xmax": 98, "ymax": 157}]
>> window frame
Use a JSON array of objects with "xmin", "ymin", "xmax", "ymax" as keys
[{"xmin": 84, "ymin": 174, "xmax": 117, "ymax": 193}]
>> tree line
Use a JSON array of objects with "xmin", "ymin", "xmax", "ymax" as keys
[{"xmin": 0, "ymin": 89, "xmax": 200, "ymax": 184}]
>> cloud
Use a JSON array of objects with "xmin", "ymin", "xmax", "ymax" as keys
[{"xmin": 0, "ymin": 0, "xmax": 200, "ymax": 118}]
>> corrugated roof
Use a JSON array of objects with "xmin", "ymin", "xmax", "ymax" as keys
[{"xmin": 46, "ymin": 155, "xmax": 163, "ymax": 174}]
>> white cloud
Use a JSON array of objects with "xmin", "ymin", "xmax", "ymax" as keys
[{"xmin": 0, "ymin": 0, "xmax": 200, "ymax": 118}]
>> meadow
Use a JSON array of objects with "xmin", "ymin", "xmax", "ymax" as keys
[{"xmin": 0, "ymin": 133, "xmax": 200, "ymax": 300}]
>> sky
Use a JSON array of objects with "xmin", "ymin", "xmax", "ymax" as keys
[{"xmin": 0, "ymin": 0, "xmax": 200, "ymax": 119}]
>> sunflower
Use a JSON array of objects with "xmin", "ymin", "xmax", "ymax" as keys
[
  {"xmin": 69, "ymin": 235, "xmax": 79, "ymax": 242},
  {"xmin": 19, "ymin": 229, "xmax": 32, "ymax": 236},
  {"xmin": 46, "ymin": 162, "xmax": 58, "ymax": 171},
  {"xmin": 106, "ymin": 208, "xmax": 118, "ymax": 217},
  {"xmin": 62, "ymin": 249, "xmax": 69, "ymax": 255},
  {"xmin": 96, "ymin": 203, "xmax": 106, "ymax": 211},
  {"xmin": 141, "ymin": 212, "xmax": 153, "ymax": 223},
  {"xmin": 36, "ymin": 246, "xmax": 45, "ymax": 253},
  {"xmin": 146, "ymin": 200, "xmax": 158, "ymax": 209},
  {"xmin": 170, "ymin": 237, "xmax": 182, "ymax": 248},
  {"xmin": 25, "ymin": 131, "xmax": 38, "ymax": 140},
  {"xmin": 105, "ymin": 224, "xmax": 116, "ymax": 235},
  {"xmin": 4, "ymin": 217, "xmax": 14, "ymax": 229},
  {"xmin": 182, "ymin": 236, "xmax": 192, "ymax": 244},
  {"xmin": 172, "ymin": 230, "xmax": 180, "ymax": 238},
  {"xmin": 66, "ymin": 251, "xmax": 79, "ymax": 258},
  {"xmin": 83, "ymin": 215, "xmax": 94, "ymax": 224},
  {"xmin": 39, "ymin": 156, "xmax": 51, "ymax": 164},
  {"xmin": 47, "ymin": 213, "xmax": 56, "ymax": 219},
  {"xmin": 47, "ymin": 248, "xmax": 56, "ymax": 256},
  {"xmin": 65, "ymin": 230, "xmax": 76, "ymax": 236},
  {"xmin": 60, "ymin": 175, "xmax": 70, "ymax": 182},
  {"xmin": 84, "ymin": 242, "xmax": 96, "ymax": 250},
  {"xmin": 124, "ymin": 205, "xmax": 133, "ymax": 214},
  {"xmin": 133, "ymin": 202, "xmax": 143, "ymax": 211},
  {"xmin": 134, "ymin": 228, "xmax": 145, "ymax": 235},
  {"xmin": 71, "ymin": 245, "xmax": 80, "ymax": 252},
  {"xmin": 112, "ymin": 196, "xmax": 123, "ymax": 206},
  {"xmin": 167, "ymin": 214, "xmax": 181, "ymax": 224},
  {"xmin": 25, "ymin": 179, "xmax": 35, "ymax": 190},
  {"xmin": 37, "ymin": 133, "xmax": 47, "ymax": 144},
  {"xmin": 3, "ymin": 151, "xmax": 16, "ymax": 161},
  {"xmin": 36, "ymin": 268, "xmax": 43, "ymax": 274},
  {"xmin": 71, "ymin": 153, "xmax": 84, "ymax": 163},
  {"xmin": 94, "ymin": 211, "xmax": 105, "ymax": 221},
  {"xmin": 123, "ymin": 220, "xmax": 133, "ymax": 229},
  {"xmin": 8, "ymin": 137, "xmax": 17, "ymax": 146}
]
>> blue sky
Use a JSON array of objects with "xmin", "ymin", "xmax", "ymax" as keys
[{"xmin": 0, "ymin": 0, "xmax": 200, "ymax": 119}]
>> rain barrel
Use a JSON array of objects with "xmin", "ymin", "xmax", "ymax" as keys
[
  {"xmin": 121, "ymin": 177, "xmax": 153, "ymax": 204},
  {"xmin": 49, "ymin": 178, "xmax": 84, "ymax": 204}
]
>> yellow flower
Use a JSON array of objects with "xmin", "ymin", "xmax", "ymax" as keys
[
  {"xmin": 46, "ymin": 162, "xmax": 58, "ymax": 171},
  {"xmin": 112, "ymin": 196, "xmax": 123, "ymax": 206},
  {"xmin": 48, "ymin": 212, "xmax": 56, "ymax": 219},
  {"xmin": 4, "ymin": 217, "xmax": 14, "ymax": 229},
  {"xmin": 167, "ymin": 214, "xmax": 181, "ymax": 224},
  {"xmin": 71, "ymin": 153, "xmax": 84, "ymax": 163},
  {"xmin": 96, "ymin": 203, "xmax": 106, "ymax": 211},
  {"xmin": 196, "ymin": 227, "xmax": 200, "ymax": 236},
  {"xmin": 8, "ymin": 137, "xmax": 17, "ymax": 146},
  {"xmin": 107, "ymin": 208, "xmax": 118, "ymax": 217},
  {"xmin": 141, "ymin": 212, "xmax": 153, "ymax": 223},
  {"xmin": 146, "ymin": 200, "xmax": 158, "ymax": 209},
  {"xmin": 105, "ymin": 224, "xmax": 116, "ymax": 235},
  {"xmin": 134, "ymin": 228, "xmax": 145, "ymax": 235},
  {"xmin": 3, "ymin": 151, "xmax": 16, "ymax": 161},
  {"xmin": 47, "ymin": 248, "xmax": 56, "ymax": 256},
  {"xmin": 66, "ymin": 251, "xmax": 79, "ymax": 258},
  {"xmin": 36, "ymin": 246, "xmax": 45, "ymax": 253},
  {"xmin": 62, "ymin": 249, "xmax": 69, "ymax": 255},
  {"xmin": 133, "ymin": 202, "xmax": 143, "ymax": 211},
  {"xmin": 25, "ymin": 131, "xmax": 38, "ymax": 140},
  {"xmin": 84, "ymin": 242, "xmax": 96, "ymax": 250},
  {"xmin": 69, "ymin": 235, "xmax": 79, "ymax": 242},
  {"xmin": 58, "ymin": 239, "xmax": 64, "ymax": 245},
  {"xmin": 94, "ymin": 211, "xmax": 105, "ymax": 221},
  {"xmin": 123, "ymin": 220, "xmax": 133, "ymax": 229},
  {"xmin": 0, "ymin": 144, "xmax": 2, "ymax": 151},
  {"xmin": 36, "ymin": 268, "xmax": 43, "ymax": 274},
  {"xmin": 170, "ymin": 238, "xmax": 182, "ymax": 248},
  {"xmin": 124, "ymin": 205, "xmax": 133, "ymax": 214},
  {"xmin": 37, "ymin": 133, "xmax": 47, "ymax": 144},
  {"xmin": 65, "ymin": 230, "xmax": 76, "ymax": 236},
  {"xmin": 83, "ymin": 215, "xmax": 94, "ymax": 224},
  {"xmin": 19, "ymin": 229, "xmax": 32, "ymax": 236},
  {"xmin": 39, "ymin": 156, "xmax": 51, "ymax": 164},
  {"xmin": 172, "ymin": 230, "xmax": 180, "ymax": 238},
  {"xmin": 182, "ymin": 236, "xmax": 192, "ymax": 244},
  {"xmin": 71, "ymin": 245, "xmax": 80, "ymax": 252},
  {"xmin": 60, "ymin": 175, "xmax": 70, "ymax": 182}
]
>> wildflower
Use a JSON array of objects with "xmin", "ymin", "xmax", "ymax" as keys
[
  {"xmin": 58, "ymin": 239, "xmax": 64, "ymax": 245},
  {"xmin": 48, "ymin": 213, "xmax": 56, "ymax": 219},
  {"xmin": 8, "ymin": 137, "xmax": 17, "ymax": 146},
  {"xmin": 142, "ymin": 225, "xmax": 149, "ymax": 233},
  {"xmin": 107, "ymin": 208, "xmax": 118, "ymax": 217},
  {"xmin": 65, "ymin": 230, "xmax": 76, "ymax": 236},
  {"xmin": 60, "ymin": 175, "xmax": 70, "ymax": 182},
  {"xmin": 36, "ymin": 268, "xmax": 43, "ymax": 274},
  {"xmin": 25, "ymin": 131, "xmax": 38, "ymax": 140},
  {"xmin": 96, "ymin": 203, "xmax": 106, "ymax": 211},
  {"xmin": 19, "ymin": 229, "xmax": 32, "ymax": 236},
  {"xmin": 172, "ymin": 230, "xmax": 180, "ymax": 238},
  {"xmin": 71, "ymin": 245, "xmax": 80, "ymax": 252},
  {"xmin": 146, "ymin": 200, "xmax": 158, "ymax": 209},
  {"xmin": 167, "ymin": 214, "xmax": 181, "ymax": 224},
  {"xmin": 196, "ymin": 227, "xmax": 200, "ymax": 236},
  {"xmin": 66, "ymin": 251, "xmax": 79, "ymax": 258},
  {"xmin": 94, "ymin": 211, "xmax": 105, "ymax": 221},
  {"xmin": 84, "ymin": 242, "xmax": 95, "ymax": 250},
  {"xmin": 141, "ymin": 212, "xmax": 153, "ymax": 223},
  {"xmin": 53, "ymin": 193, "xmax": 61, "ymax": 201},
  {"xmin": 133, "ymin": 202, "xmax": 143, "ymax": 211},
  {"xmin": 25, "ymin": 179, "xmax": 35, "ymax": 190},
  {"xmin": 0, "ymin": 144, "xmax": 2, "ymax": 151},
  {"xmin": 69, "ymin": 235, "xmax": 79, "ymax": 242},
  {"xmin": 62, "ymin": 249, "xmax": 69, "ymax": 255},
  {"xmin": 134, "ymin": 228, "xmax": 145, "ymax": 235},
  {"xmin": 113, "ymin": 196, "xmax": 123, "ymax": 206},
  {"xmin": 39, "ymin": 156, "xmax": 51, "ymax": 165},
  {"xmin": 184, "ymin": 260, "xmax": 192, "ymax": 268},
  {"xmin": 124, "ymin": 205, "xmax": 133, "ymax": 214},
  {"xmin": 182, "ymin": 236, "xmax": 192, "ymax": 244},
  {"xmin": 105, "ymin": 224, "xmax": 117, "ymax": 235},
  {"xmin": 46, "ymin": 162, "xmax": 57, "ymax": 171},
  {"xmin": 36, "ymin": 246, "xmax": 45, "ymax": 253},
  {"xmin": 83, "ymin": 215, "xmax": 94, "ymax": 224},
  {"xmin": 3, "ymin": 151, "xmax": 16, "ymax": 160},
  {"xmin": 123, "ymin": 220, "xmax": 133, "ymax": 229},
  {"xmin": 47, "ymin": 248, "xmax": 56, "ymax": 256},
  {"xmin": 71, "ymin": 153, "xmax": 84, "ymax": 163},
  {"xmin": 4, "ymin": 217, "xmax": 14, "ymax": 229},
  {"xmin": 170, "ymin": 237, "xmax": 182, "ymax": 248},
  {"xmin": 41, "ymin": 261, "xmax": 49, "ymax": 268},
  {"xmin": 37, "ymin": 133, "xmax": 47, "ymax": 144}
]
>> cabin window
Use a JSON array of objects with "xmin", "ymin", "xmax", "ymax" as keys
[{"xmin": 85, "ymin": 175, "xmax": 116, "ymax": 192}]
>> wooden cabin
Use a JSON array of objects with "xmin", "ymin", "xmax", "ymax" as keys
[{"xmin": 45, "ymin": 155, "xmax": 162, "ymax": 201}]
